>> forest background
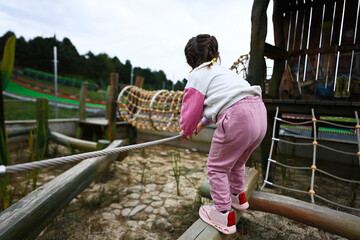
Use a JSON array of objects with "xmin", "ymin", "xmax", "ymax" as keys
[{"xmin": 0, "ymin": 31, "xmax": 187, "ymax": 91}]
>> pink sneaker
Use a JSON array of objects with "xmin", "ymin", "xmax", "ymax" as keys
[
  {"xmin": 198, "ymin": 205, "xmax": 236, "ymax": 235},
  {"xmin": 230, "ymin": 192, "xmax": 249, "ymax": 210}
]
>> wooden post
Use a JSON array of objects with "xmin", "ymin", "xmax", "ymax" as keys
[
  {"xmin": 79, "ymin": 82, "xmax": 88, "ymax": 121},
  {"xmin": 76, "ymin": 82, "xmax": 88, "ymax": 139},
  {"xmin": 49, "ymin": 131, "xmax": 97, "ymax": 151},
  {"xmin": 135, "ymin": 76, "xmax": 145, "ymax": 88},
  {"xmin": 268, "ymin": 0, "xmax": 286, "ymax": 98},
  {"xmin": 105, "ymin": 85, "xmax": 111, "ymax": 120},
  {"xmin": 36, "ymin": 98, "xmax": 49, "ymax": 157},
  {"xmin": 107, "ymin": 73, "xmax": 119, "ymax": 141},
  {"xmin": 247, "ymin": 0, "xmax": 270, "ymax": 88}
]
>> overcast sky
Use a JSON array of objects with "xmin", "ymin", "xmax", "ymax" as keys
[{"xmin": 0, "ymin": 0, "xmax": 274, "ymax": 84}]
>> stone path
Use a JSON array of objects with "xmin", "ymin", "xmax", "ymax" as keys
[{"xmin": 38, "ymin": 145, "xmax": 208, "ymax": 239}]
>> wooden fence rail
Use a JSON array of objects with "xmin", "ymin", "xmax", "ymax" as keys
[{"xmin": 0, "ymin": 139, "xmax": 126, "ymax": 240}]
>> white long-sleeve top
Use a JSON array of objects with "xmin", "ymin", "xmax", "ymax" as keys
[{"xmin": 179, "ymin": 60, "xmax": 262, "ymax": 135}]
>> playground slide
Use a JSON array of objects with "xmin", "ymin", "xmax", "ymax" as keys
[{"xmin": 5, "ymin": 79, "xmax": 105, "ymax": 109}]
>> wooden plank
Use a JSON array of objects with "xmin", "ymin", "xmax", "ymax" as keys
[
  {"xmin": 178, "ymin": 168, "xmax": 259, "ymax": 240},
  {"xmin": 0, "ymin": 140, "xmax": 126, "ymax": 240},
  {"xmin": 7, "ymin": 127, "xmax": 34, "ymax": 138},
  {"xmin": 249, "ymin": 191, "xmax": 360, "ymax": 240},
  {"xmin": 49, "ymin": 131, "xmax": 97, "ymax": 151}
]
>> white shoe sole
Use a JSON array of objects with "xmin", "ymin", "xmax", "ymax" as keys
[
  {"xmin": 199, "ymin": 207, "xmax": 236, "ymax": 235},
  {"xmin": 231, "ymin": 201, "xmax": 249, "ymax": 211}
]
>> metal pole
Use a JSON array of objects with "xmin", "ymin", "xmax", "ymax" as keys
[
  {"xmin": 53, "ymin": 46, "xmax": 58, "ymax": 119},
  {"xmin": 303, "ymin": 5, "xmax": 313, "ymax": 82},
  {"xmin": 296, "ymin": 6, "xmax": 306, "ymax": 94},
  {"xmin": 325, "ymin": 1, "xmax": 337, "ymax": 89},
  {"xmin": 333, "ymin": 0, "xmax": 347, "ymax": 92},
  {"xmin": 347, "ymin": 0, "xmax": 360, "ymax": 92},
  {"xmin": 130, "ymin": 65, "xmax": 134, "ymax": 85},
  {"xmin": 285, "ymin": 10, "xmax": 293, "ymax": 70},
  {"xmin": 316, "ymin": 4, "xmax": 326, "ymax": 81}
]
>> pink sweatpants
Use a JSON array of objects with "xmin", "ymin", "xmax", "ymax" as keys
[{"xmin": 207, "ymin": 96, "xmax": 267, "ymax": 211}]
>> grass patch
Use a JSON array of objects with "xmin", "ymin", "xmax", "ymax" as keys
[{"xmin": 3, "ymin": 99, "xmax": 83, "ymax": 120}]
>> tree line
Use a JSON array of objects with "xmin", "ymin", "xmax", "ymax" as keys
[{"xmin": 0, "ymin": 31, "xmax": 187, "ymax": 91}]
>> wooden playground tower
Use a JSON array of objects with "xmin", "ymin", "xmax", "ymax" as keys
[{"xmin": 247, "ymin": 0, "xmax": 360, "ymax": 179}]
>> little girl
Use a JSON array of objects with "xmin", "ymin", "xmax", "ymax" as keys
[{"xmin": 180, "ymin": 34, "xmax": 267, "ymax": 234}]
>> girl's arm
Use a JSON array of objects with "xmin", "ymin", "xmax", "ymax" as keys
[{"xmin": 179, "ymin": 88, "xmax": 205, "ymax": 136}]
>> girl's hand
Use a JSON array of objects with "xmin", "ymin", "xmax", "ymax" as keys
[
  {"xmin": 179, "ymin": 130, "xmax": 192, "ymax": 143},
  {"xmin": 195, "ymin": 122, "xmax": 206, "ymax": 136}
]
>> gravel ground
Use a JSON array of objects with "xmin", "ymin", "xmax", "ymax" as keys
[{"xmin": 22, "ymin": 142, "xmax": 358, "ymax": 240}]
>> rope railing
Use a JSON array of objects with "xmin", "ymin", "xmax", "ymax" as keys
[
  {"xmin": 261, "ymin": 107, "xmax": 360, "ymax": 212},
  {"xmin": 0, "ymin": 134, "xmax": 182, "ymax": 177}
]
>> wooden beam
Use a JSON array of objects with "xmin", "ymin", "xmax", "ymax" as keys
[
  {"xmin": 247, "ymin": 0, "xmax": 270, "ymax": 87},
  {"xmin": 178, "ymin": 168, "xmax": 259, "ymax": 240},
  {"xmin": 264, "ymin": 43, "xmax": 288, "ymax": 60},
  {"xmin": 0, "ymin": 140, "xmax": 126, "ymax": 240},
  {"xmin": 267, "ymin": 0, "xmax": 287, "ymax": 98},
  {"xmin": 7, "ymin": 127, "xmax": 34, "ymax": 138},
  {"xmin": 49, "ymin": 131, "xmax": 98, "ymax": 151},
  {"xmin": 263, "ymin": 98, "xmax": 360, "ymax": 117},
  {"xmin": 248, "ymin": 191, "xmax": 360, "ymax": 240}
]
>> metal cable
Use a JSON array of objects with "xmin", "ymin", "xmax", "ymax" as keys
[
  {"xmin": 317, "ymin": 168, "xmax": 360, "ymax": 184},
  {"xmin": 1, "ymin": 135, "xmax": 182, "ymax": 176},
  {"xmin": 264, "ymin": 181, "xmax": 309, "ymax": 195},
  {"xmin": 277, "ymin": 138, "xmax": 313, "ymax": 146},
  {"xmin": 276, "ymin": 118, "xmax": 313, "ymax": 126},
  {"xmin": 269, "ymin": 158, "xmax": 310, "ymax": 170},
  {"xmin": 317, "ymin": 143, "xmax": 358, "ymax": 156},
  {"xmin": 317, "ymin": 119, "xmax": 356, "ymax": 129},
  {"xmin": 314, "ymin": 194, "xmax": 360, "ymax": 212},
  {"xmin": 266, "ymin": 181, "xmax": 360, "ymax": 212}
]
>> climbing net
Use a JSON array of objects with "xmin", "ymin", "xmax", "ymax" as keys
[
  {"xmin": 117, "ymin": 85, "xmax": 184, "ymax": 132},
  {"xmin": 117, "ymin": 54, "xmax": 249, "ymax": 132},
  {"xmin": 229, "ymin": 54, "xmax": 249, "ymax": 80},
  {"xmin": 261, "ymin": 107, "xmax": 360, "ymax": 212}
]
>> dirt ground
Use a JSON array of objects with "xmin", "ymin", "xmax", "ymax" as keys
[{"xmin": 4, "ymin": 142, "xmax": 358, "ymax": 240}]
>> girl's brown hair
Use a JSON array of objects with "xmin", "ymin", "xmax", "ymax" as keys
[{"xmin": 184, "ymin": 34, "xmax": 219, "ymax": 69}]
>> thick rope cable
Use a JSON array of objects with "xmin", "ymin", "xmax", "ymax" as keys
[{"xmin": 0, "ymin": 135, "xmax": 182, "ymax": 177}]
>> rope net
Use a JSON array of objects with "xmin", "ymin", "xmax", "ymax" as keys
[
  {"xmin": 117, "ymin": 86, "xmax": 184, "ymax": 133},
  {"xmin": 117, "ymin": 54, "xmax": 249, "ymax": 132},
  {"xmin": 261, "ymin": 107, "xmax": 360, "ymax": 213}
]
